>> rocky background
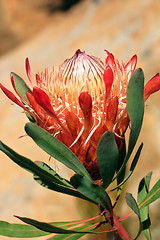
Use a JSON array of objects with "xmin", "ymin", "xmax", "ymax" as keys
[{"xmin": 0, "ymin": 0, "xmax": 160, "ymax": 239}]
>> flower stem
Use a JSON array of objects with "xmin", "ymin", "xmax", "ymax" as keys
[
  {"xmin": 113, "ymin": 213, "xmax": 133, "ymax": 240},
  {"xmin": 100, "ymin": 207, "xmax": 133, "ymax": 239}
]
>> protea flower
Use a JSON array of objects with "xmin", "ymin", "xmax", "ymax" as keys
[{"xmin": 1, "ymin": 49, "xmax": 160, "ymax": 180}]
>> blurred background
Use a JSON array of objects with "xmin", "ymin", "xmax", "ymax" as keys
[{"xmin": 0, "ymin": 0, "xmax": 160, "ymax": 239}]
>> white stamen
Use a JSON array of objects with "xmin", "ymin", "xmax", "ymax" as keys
[
  {"xmin": 84, "ymin": 116, "xmax": 101, "ymax": 146},
  {"xmin": 69, "ymin": 126, "xmax": 84, "ymax": 148}
]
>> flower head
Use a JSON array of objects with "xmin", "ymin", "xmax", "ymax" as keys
[{"xmin": 1, "ymin": 49, "xmax": 160, "ymax": 180}]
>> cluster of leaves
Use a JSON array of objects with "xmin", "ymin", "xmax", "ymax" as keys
[{"xmin": 0, "ymin": 69, "xmax": 159, "ymax": 239}]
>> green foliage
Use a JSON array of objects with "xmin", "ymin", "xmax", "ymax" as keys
[
  {"xmin": 0, "ymin": 217, "xmax": 102, "ymax": 238},
  {"xmin": 97, "ymin": 131, "xmax": 119, "ymax": 188},
  {"xmin": 127, "ymin": 68, "xmax": 144, "ymax": 158},
  {"xmin": 48, "ymin": 225, "xmax": 91, "ymax": 240},
  {"xmin": 34, "ymin": 161, "xmax": 72, "ymax": 187},
  {"xmin": 111, "ymin": 143, "xmax": 143, "ymax": 191},
  {"xmin": 11, "ymin": 72, "xmax": 32, "ymax": 103},
  {"xmin": 126, "ymin": 193, "xmax": 143, "ymax": 239},
  {"xmin": 0, "ymin": 221, "xmax": 50, "ymax": 238},
  {"xmin": 0, "ymin": 141, "xmax": 71, "ymax": 186},
  {"xmin": 116, "ymin": 138, "xmax": 126, "ymax": 186},
  {"xmin": 70, "ymin": 174, "xmax": 112, "ymax": 214},
  {"xmin": 125, "ymin": 174, "xmax": 160, "ymax": 240},
  {"xmin": 138, "ymin": 173, "xmax": 152, "ymax": 240},
  {"xmin": 115, "ymin": 69, "xmax": 144, "ymax": 180},
  {"xmin": 15, "ymin": 216, "xmax": 94, "ymax": 234},
  {"xmin": 33, "ymin": 166, "xmax": 95, "ymax": 203},
  {"xmin": 25, "ymin": 123, "xmax": 91, "ymax": 180},
  {"xmin": 0, "ymin": 141, "xmax": 94, "ymax": 203},
  {"xmin": 139, "ymin": 179, "xmax": 160, "ymax": 209},
  {"xmin": 11, "ymin": 72, "xmax": 36, "ymax": 122}
]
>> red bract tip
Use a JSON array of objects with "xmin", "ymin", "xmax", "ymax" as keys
[
  {"xmin": 33, "ymin": 87, "xmax": 55, "ymax": 116},
  {"xmin": 125, "ymin": 55, "xmax": 137, "ymax": 74},
  {"xmin": 0, "ymin": 83, "xmax": 34, "ymax": 117},
  {"xmin": 144, "ymin": 73, "xmax": 160, "ymax": 101},
  {"xmin": 103, "ymin": 65, "xmax": 114, "ymax": 100},
  {"xmin": 105, "ymin": 50, "xmax": 115, "ymax": 67},
  {"xmin": 33, "ymin": 87, "xmax": 71, "ymax": 136},
  {"xmin": 25, "ymin": 58, "xmax": 34, "ymax": 87},
  {"xmin": 0, "ymin": 83, "xmax": 21, "ymax": 105},
  {"xmin": 36, "ymin": 74, "xmax": 40, "ymax": 85},
  {"xmin": 105, "ymin": 50, "xmax": 114, "ymax": 61},
  {"xmin": 11, "ymin": 75, "xmax": 17, "ymax": 94}
]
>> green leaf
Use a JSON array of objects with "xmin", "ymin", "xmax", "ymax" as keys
[
  {"xmin": 138, "ymin": 173, "xmax": 152, "ymax": 240},
  {"xmin": 145, "ymin": 173, "xmax": 153, "ymax": 190},
  {"xmin": 11, "ymin": 72, "xmax": 35, "ymax": 122},
  {"xmin": 126, "ymin": 193, "xmax": 143, "ymax": 239},
  {"xmin": 15, "ymin": 216, "xmax": 97, "ymax": 235},
  {"xmin": 97, "ymin": 131, "xmax": 119, "ymax": 188},
  {"xmin": 127, "ymin": 68, "xmax": 144, "ymax": 157},
  {"xmin": 35, "ymin": 161, "xmax": 72, "ymax": 188},
  {"xmin": 0, "ymin": 220, "xmax": 50, "ymax": 238},
  {"xmin": 116, "ymin": 138, "xmax": 126, "ymax": 186},
  {"xmin": 0, "ymin": 218, "xmax": 99, "ymax": 239},
  {"xmin": 0, "ymin": 141, "xmax": 72, "ymax": 187},
  {"xmin": 111, "ymin": 143, "xmax": 143, "ymax": 191},
  {"xmin": 34, "ymin": 174, "xmax": 96, "ymax": 204},
  {"xmin": 11, "ymin": 72, "xmax": 32, "ymax": 103},
  {"xmin": 114, "ymin": 69, "xmax": 144, "ymax": 180},
  {"xmin": 26, "ymin": 112, "xmax": 36, "ymax": 123},
  {"xmin": 48, "ymin": 225, "xmax": 96, "ymax": 240},
  {"xmin": 49, "ymin": 234, "xmax": 84, "ymax": 240},
  {"xmin": 126, "ymin": 193, "xmax": 140, "ymax": 216},
  {"xmin": 0, "ymin": 141, "xmax": 95, "ymax": 202},
  {"xmin": 25, "ymin": 123, "xmax": 91, "ymax": 180},
  {"xmin": 139, "ymin": 179, "xmax": 160, "ymax": 209},
  {"xmin": 70, "ymin": 174, "xmax": 113, "ymax": 214}
]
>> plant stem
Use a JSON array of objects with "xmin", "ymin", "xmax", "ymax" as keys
[
  {"xmin": 100, "ymin": 206, "xmax": 132, "ymax": 240},
  {"xmin": 113, "ymin": 213, "xmax": 133, "ymax": 240}
]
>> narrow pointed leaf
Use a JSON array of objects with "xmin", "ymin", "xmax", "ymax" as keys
[
  {"xmin": 126, "ymin": 193, "xmax": 143, "ymax": 239},
  {"xmin": 35, "ymin": 161, "xmax": 72, "ymax": 188},
  {"xmin": 127, "ymin": 68, "xmax": 144, "ymax": 157},
  {"xmin": 139, "ymin": 179, "xmax": 160, "ymax": 209},
  {"xmin": 126, "ymin": 193, "xmax": 140, "ymax": 216},
  {"xmin": 0, "ymin": 141, "xmax": 72, "ymax": 187},
  {"xmin": 15, "ymin": 216, "xmax": 100, "ymax": 235},
  {"xmin": 25, "ymin": 123, "xmax": 91, "ymax": 180},
  {"xmin": 116, "ymin": 138, "xmax": 126, "ymax": 186},
  {"xmin": 0, "ymin": 218, "xmax": 98, "ymax": 238},
  {"xmin": 145, "ymin": 172, "xmax": 153, "ymax": 190},
  {"xmin": 48, "ymin": 224, "xmax": 97, "ymax": 240},
  {"xmin": 49, "ymin": 233, "xmax": 84, "ymax": 240},
  {"xmin": 34, "ymin": 175, "xmax": 96, "ymax": 204},
  {"xmin": 70, "ymin": 174, "xmax": 112, "ymax": 214},
  {"xmin": 16, "ymin": 216, "xmax": 85, "ymax": 234},
  {"xmin": 97, "ymin": 131, "xmax": 119, "ymax": 188},
  {"xmin": 26, "ymin": 112, "xmax": 36, "ymax": 123},
  {"xmin": 0, "ymin": 141, "xmax": 95, "ymax": 202},
  {"xmin": 11, "ymin": 72, "xmax": 32, "ymax": 103},
  {"xmin": 0, "ymin": 221, "xmax": 50, "ymax": 238},
  {"xmin": 111, "ymin": 143, "xmax": 143, "ymax": 191},
  {"xmin": 138, "ymin": 173, "xmax": 152, "ymax": 240},
  {"xmin": 114, "ymin": 68, "xmax": 144, "ymax": 179}
]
